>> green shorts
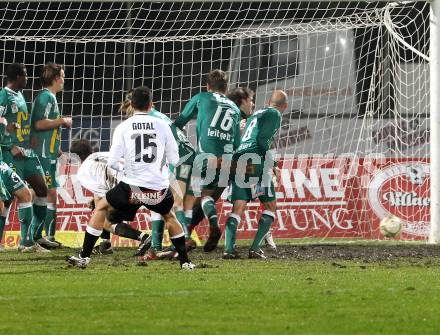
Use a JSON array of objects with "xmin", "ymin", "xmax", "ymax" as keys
[
  {"xmin": 175, "ymin": 163, "xmax": 192, "ymax": 183},
  {"xmin": 175, "ymin": 145, "xmax": 195, "ymax": 183},
  {"xmin": 2, "ymin": 149, "xmax": 45, "ymax": 180},
  {"xmin": 230, "ymin": 179, "xmax": 276, "ymax": 203},
  {"xmin": 229, "ymin": 159, "xmax": 276, "ymax": 203},
  {"xmin": 0, "ymin": 161, "xmax": 26, "ymax": 200},
  {"xmin": 39, "ymin": 157, "xmax": 59, "ymax": 189},
  {"xmin": 189, "ymin": 153, "xmax": 232, "ymax": 196}
]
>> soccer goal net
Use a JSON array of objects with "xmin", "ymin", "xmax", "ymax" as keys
[{"xmin": 0, "ymin": 1, "xmax": 432, "ymax": 247}]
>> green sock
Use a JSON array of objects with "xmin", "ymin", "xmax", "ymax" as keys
[
  {"xmin": 175, "ymin": 208, "xmax": 189, "ymax": 239},
  {"xmin": 202, "ymin": 197, "xmax": 218, "ymax": 228},
  {"xmin": 19, "ymin": 203, "xmax": 34, "ymax": 247},
  {"xmin": 32, "ymin": 197, "xmax": 47, "ymax": 240},
  {"xmin": 0, "ymin": 215, "xmax": 6, "ymax": 245},
  {"xmin": 250, "ymin": 211, "xmax": 275, "ymax": 251},
  {"xmin": 151, "ymin": 219, "xmax": 165, "ymax": 251},
  {"xmin": 45, "ymin": 204, "xmax": 57, "ymax": 238},
  {"xmin": 224, "ymin": 214, "xmax": 240, "ymax": 253}
]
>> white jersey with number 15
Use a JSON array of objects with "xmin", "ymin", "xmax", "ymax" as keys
[{"xmin": 108, "ymin": 112, "xmax": 179, "ymax": 190}]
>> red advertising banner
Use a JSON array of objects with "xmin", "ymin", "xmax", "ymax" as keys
[{"xmin": 2, "ymin": 156, "xmax": 430, "ymax": 246}]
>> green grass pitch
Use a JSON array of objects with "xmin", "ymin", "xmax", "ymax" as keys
[{"xmin": 0, "ymin": 244, "xmax": 440, "ymax": 335}]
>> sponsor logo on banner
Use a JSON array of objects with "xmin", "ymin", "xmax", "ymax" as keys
[
  {"xmin": 274, "ymin": 158, "xmax": 356, "ymax": 237},
  {"xmin": 367, "ymin": 161, "xmax": 430, "ymax": 237}
]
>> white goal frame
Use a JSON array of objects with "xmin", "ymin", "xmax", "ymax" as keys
[{"xmin": 429, "ymin": 0, "xmax": 440, "ymax": 243}]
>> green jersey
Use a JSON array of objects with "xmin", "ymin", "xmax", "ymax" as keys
[
  {"xmin": 174, "ymin": 92, "xmax": 241, "ymax": 157},
  {"xmin": 148, "ymin": 108, "xmax": 195, "ymax": 152},
  {"xmin": 0, "ymin": 176, "xmax": 8, "ymax": 201},
  {"xmin": 0, "ymin": 87, "xmax": 31, "ymax": 149},
  {"xmin": 0, "ymin": 121, "xmax": 6, "ymax": 160},
  {"xmin": 30, "ymin": 89, "xmax": 61, "ymax": 160},
  {"xmin": 236, "ymin": 107, "xmax": 282, "ymax": 157}
]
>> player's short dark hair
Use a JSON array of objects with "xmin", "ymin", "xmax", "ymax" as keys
[
  {"xmin": 227, "ymin": 87, "xmax": 254, "ymax": 108},
  {"xmin": 131, "ymin": 86, "xmax": 152, "ymax": 110},
  {"xmin": 40, "ymin": 63, "xmax": 64, "ymax": 87},
  {"xmin": 207, "ymin": 69, "xmax": 228, "ymax": 92},
  {"xmin": 5, "ymin": 63, "xmax": 26, "ymax": 82},
  {"xmin": 70, "ymin": 139, "xmax": 93, "ymax": 162}
]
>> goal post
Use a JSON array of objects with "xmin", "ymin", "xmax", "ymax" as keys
[
  {"xmin": 429, "ymin": 0, "xmax": 440, "ymax": 244},
  {"xmin": 0, "ymin": 1, "xmax": 434, "ymax": 247}
]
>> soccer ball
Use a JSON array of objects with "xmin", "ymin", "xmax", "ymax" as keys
[{"xmin": 379, "ymin": 215, "xmax": 403, "ymax": 238}]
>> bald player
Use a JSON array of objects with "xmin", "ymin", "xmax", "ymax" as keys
[{"xmin": 222, "ymin": 90, "xmax": 287, "ymax": 260}]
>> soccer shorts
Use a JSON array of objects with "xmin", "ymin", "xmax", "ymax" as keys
[
  {"xmin": 230, "ymin": 159, "xmax": 276, "ymax": 203},
  {"xmin": 2, "ymin": 149, "xmax": 44, "ymax": 180},
  {"xmin": 0, "ymin": 161, "xmax": 26, "ymax": 200},
  {"xmin": 106, "ymin": 181, "xmax": 174, "ymax": 223},
  {"xmin": 39, "ymin": 157, "xmax": 59, "ymax": 189},
  {"xmin": 230, "ymin": 179, "xmax": 276, "ymax": 203},
  {"xmin": 175, "ymin": 144, "xmax": 195, "ymax": 183},
  {"xmin": 189, "ymin": 153, "xmax": 232, "ymax": 195}
]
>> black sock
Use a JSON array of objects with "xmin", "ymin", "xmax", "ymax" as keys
[
  {"xmin": 191, "ymin": 205, "xmax": 205, "ymax": 226},
  {"xmin": 114, "ymin": 222, "xmax": 143, "ymax": 241},
  {"xmin": 171, "ymin": 235, "xmax": 189, "ymax": 265},
  {"xmin": 100, "ymin": 230, "xmax": 110, "ymax": 240},
  {"xmin": 80, "ymin": 231, "xmax": 100, "ymax": 258}
]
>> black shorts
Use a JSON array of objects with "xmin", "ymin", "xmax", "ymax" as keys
[{"xmin": 106, "ymin": 181, "xmax": 174, "ymax": 223}]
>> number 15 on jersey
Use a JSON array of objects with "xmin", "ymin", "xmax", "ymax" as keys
[{"xmin": 131, "ymin": 133, "xmax": 157, "ymax": 163}]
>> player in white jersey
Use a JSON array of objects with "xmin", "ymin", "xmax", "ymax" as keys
[
  {"xmin": 70, "ymin": 139, "xmax": 151, "ymax": 255},
  {"xmin": 77, "ymin": 151, "xmax": 120, "ymax": 198},
  {"xmin": 119, "ymin": 92, "xmax": 187, "ymax": 260},
  {"xmin": 68, "ymin": 87, "xmax": 194, "ymax": 270}
]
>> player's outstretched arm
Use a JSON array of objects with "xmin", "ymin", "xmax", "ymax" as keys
[{"xmin": 173, "ymin": 94, "xmax": 200, "ymax": 129}]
